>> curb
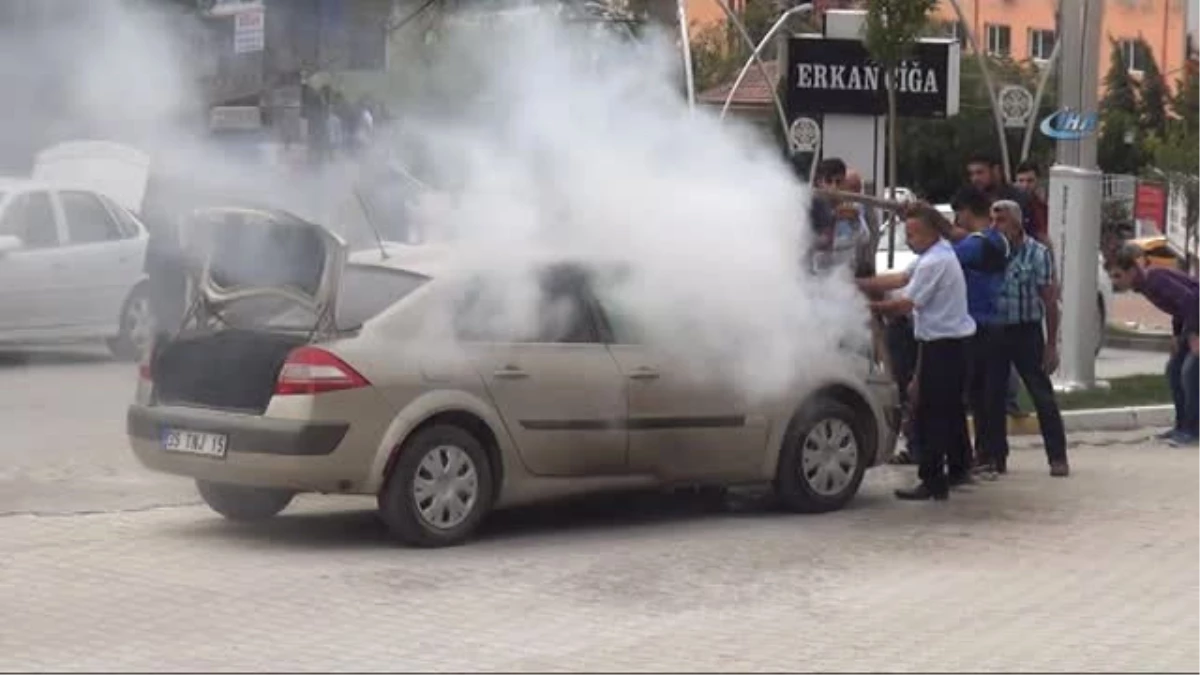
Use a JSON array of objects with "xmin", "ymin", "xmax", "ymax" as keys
[
  {"xmin": 1105, "ymin": 329, "xmax": 1173, "ymax": 353},
  {"xmin": 1006, "ymin": 404, "xmax": 1174, "ymax": 436}
]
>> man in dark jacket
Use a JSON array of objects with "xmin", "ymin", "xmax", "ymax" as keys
[
  {"xmin": 966, "ymin": 153, "xmax": 1038, "ymax": 242},
  {"xmin": 1107, "ymin": 244, "xmax": 1200, "ymax": 446}
]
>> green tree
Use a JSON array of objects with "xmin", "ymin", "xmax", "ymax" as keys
[
  {"xmin": 863, "ymin": 0, "xmax": 936, "ymax": 214},
  {"xmin": 1170, "ymin": 64, "xmax": 1199, "ymax": 131},
  {"xmin": 894, "ymin": 55, "xmax": 1052, "ymax": 203},
  {"xmin": 1137, "ymin": 39, "xmax": 1169, "ymax": 137},
  {"xmin": 1145, "ymin": 117, "xmax": 1200, "ymax": 261},
  {"xmin": 1098, "ymin": 39, "xmax": 1144, "ymax": 175},
  {"xmin": 1101, "ymin": 37, "xmax": 1138, "ymax": 112}
]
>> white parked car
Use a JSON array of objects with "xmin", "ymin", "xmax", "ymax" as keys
[
  {"xmin": 0, "ymin": 179, "xmax": 152, "ymax": 358},
  {"xmin": 874, "ymin": 204, "xmax": 1112, "ymax": 354}
]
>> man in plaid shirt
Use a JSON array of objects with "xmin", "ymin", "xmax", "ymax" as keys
[{"xmin": 989, "ymin": 199, "xmax": 1070, "ymax": 477}]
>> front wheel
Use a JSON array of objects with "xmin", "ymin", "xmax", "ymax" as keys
[
  {"xmin": 108, "ymin": 283, "xmax": 155, "ymax": 361},
  {"xmin": 775, "ymin": 399, "xmax": 868, "ymax": 514},
  {"xmin": 377, "ymin": 424, "xmax": 495, "ymax": 548},
  {"xmin": 196, "ymin": 480, "xmax": 295, "ymax": 521}
]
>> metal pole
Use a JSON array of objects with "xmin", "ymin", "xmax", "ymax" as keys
[
  {"xmin": 1048, "ymin": 0, "xmax": 1105, "ymax": 391},
  {"xmin": 708, "ymin": 0, "xmax": 791, "ymax": 143},
  {"xmin": 719, "ymin": 3, "xmax": 813, "ymax": 121},
  {"xmin": 945, "ymin": 0, "xmax": 1012, "ymax": 180},
  {"xmin": 1021, "ymin": 37, "xmax": 1060, "ymax": 162},
  {"xmin": 676, "ymin": 0, "xmax": 697, "ymax": 111}
]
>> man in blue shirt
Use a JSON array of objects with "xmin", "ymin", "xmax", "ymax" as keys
[{"xmin": 949, "ymin": 187, "xmax": 1010, "ymax": 475}]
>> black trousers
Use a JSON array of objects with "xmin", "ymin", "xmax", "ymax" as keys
[
  {"xmin": 991, "ymin": 322, "xmax": 1068, "ymax": 464},
  {"xmin": 915, "ymin": 336, "xmax": 970, "ymax": 495},
  {"xmin": 966, "ymin": 325, "xmax": 1009, "ymax": 464}
]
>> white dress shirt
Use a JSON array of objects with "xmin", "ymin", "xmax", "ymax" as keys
[{"xmin": 902, "ymin": 238, "xmax": 976, "ymax": 341}]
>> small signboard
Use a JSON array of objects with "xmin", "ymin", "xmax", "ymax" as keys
[
  {"xmin": 1134, "ymin": 182, "xmax": 1167, "ymax": 233},
  {"xmin": 785, "ymin": 37, "xmax": 960, "ymax": 119},
  {"xmin": 234, "ymin": 8, "xmax": 265, "ymax": 54}
]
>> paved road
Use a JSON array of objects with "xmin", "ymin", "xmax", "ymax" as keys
[
  {"xmin": 0, "ymin": 346, "xmax": 196, "ymax": 516},
  {"xmin": 1, "ymin": 346, "xmax": 1196, "ymax": 672}
]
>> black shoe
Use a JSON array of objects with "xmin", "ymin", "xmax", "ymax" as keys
[
  {"xmin": 895, "ymin": 483, "xmax": 948, "ymax": 501},
  {"xmin": 994, "ymin": 456, "xmax": 1008, "ymax": 474}
]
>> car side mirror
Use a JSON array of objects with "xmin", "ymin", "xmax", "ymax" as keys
[{"xmin": 0, "ymin": 235, "xmax": 23, "ymax": 256}]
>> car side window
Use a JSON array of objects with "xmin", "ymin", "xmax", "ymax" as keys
[
  {"xmin": 60, "ymin": 191, "xmax": 123, "ymax": 245},
  {"xmin": 0, "ymin": 192, "xmax": 59, "ymax": 249},
  {"xmin": 97, "ymin": 195, "xmax": 142, "ymax": 239},
  {"xmin": 454, "ymin": 269, "xmax": 601, "ymax": 344}
]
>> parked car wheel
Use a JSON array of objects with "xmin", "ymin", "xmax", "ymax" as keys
[
  {"xmin": 774, "ymin": 398, "xmax": 868, "ymax": 514},
  {"xmin": 108, "ymin": 282, "xmax": 155, "ymax": 361},
  {"xmin": 378, "ymin": 424, "xmax": 495, "ymax": 548},
  {"xmin": 196, "ymin": 480, "xmax": 295, "ymax": 521}
]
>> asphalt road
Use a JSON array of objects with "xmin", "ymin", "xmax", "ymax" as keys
[{"xmin": 1, "ymin": 344, "xmax": 1195, "ymax": 672}]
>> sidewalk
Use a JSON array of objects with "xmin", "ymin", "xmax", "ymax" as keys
[{"xmin": 1110, "ymin": 293, "xmax": 1172, "ymax": 334}]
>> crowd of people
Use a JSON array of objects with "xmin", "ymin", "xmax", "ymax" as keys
[{"xmin": 808, "ymin": 152, "xmax": 1199, "ymax": 502}]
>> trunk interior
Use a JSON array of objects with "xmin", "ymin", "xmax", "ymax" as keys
[{"xmin": 152, "ymin": 330, "xmax": 309, "ymax": 414}]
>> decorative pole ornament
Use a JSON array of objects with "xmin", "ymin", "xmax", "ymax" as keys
[
  {"xmin": 788, "ymin": 117, "xmax": 822, "ymax": 153},
  {"xmin": 998, "ymin": 85, "xmax": 1034, "ymax": 128}
]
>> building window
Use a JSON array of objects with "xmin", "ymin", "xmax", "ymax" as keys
[
  {"xmin": 940, "ymin": 20, "xmax": 963, "ymax": 43},
  {"xmin": 986, "ymin": 23, "xmax": 1011, "ymax": 57},
  {"xmin": 1028, "ymin": 28, "xmax": 1056, "ymax": 61},
  {"xmin": 1118, "ymin": 38, "xmax": 1150, "ymax": 72}
]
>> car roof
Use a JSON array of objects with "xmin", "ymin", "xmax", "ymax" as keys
[
  {"xmin": 348, "ymin": 242, "xmax": 637, "ymax": 281},
  {"xmin": 0, "ymin": 177, "xmax": 57, "ymax": 192}
]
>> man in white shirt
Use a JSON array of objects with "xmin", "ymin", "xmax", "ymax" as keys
[{"xmin": 858, "ymin": 203, "xmax": 976, "ymax": 501}]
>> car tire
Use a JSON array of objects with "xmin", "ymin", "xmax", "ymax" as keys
[
  {"xmin": 774, "ymin": 398, "xmax": 868, "ymax": 514},
  {"xmin": 108, "ymin": 283, "xmax": 155, "ymax": 362},
  {"xmin": 377, "ymin": 424, "xmax": 495, "ymax": 548},
  {"xmin": 196, "ymin": 480, "xmax": 295, "ymax": 521}
]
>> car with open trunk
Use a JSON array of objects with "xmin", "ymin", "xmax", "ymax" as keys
[{"xmin": 127, "ymin": 207, "xmax": 900, "ymax": 547}]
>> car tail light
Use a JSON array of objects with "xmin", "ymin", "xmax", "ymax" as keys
[
  {"xmin": 138, "ymin": 339, "xmax": 154, "ymax": 382},
  {"xmin": 274, "ymin": 346, "xmax": 370, "ymax": 396}
]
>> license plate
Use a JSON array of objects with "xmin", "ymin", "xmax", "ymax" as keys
[{"xmin": 162, "ymin": 428, "xmax": 228, "ymax": 458}]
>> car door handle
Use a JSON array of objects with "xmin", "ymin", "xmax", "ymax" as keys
[
  {"xmin": 493, "ymin": 366, "xmax": 529, "ymax": 380},
  {"xmin": 628, "ymin": 367, "xmax": 660, "ymax": 380}
]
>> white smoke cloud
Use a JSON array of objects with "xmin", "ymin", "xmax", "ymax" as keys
[
  {"xmin": 0, "ymin": 0, "xmax": 872, "ymax": 401},
  {"xmin": 390, "ymin": 8, "xmax": 872, "ymax": 400}
]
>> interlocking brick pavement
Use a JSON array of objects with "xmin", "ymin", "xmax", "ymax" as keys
[{"xmin": 2, "ymin": 441, "xmax": 1197, "ymax": 673}]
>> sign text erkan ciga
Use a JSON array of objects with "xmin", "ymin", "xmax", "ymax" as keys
[{"xmin": 785, "ymin": 37, "xmax": 955, "ymax": 119}]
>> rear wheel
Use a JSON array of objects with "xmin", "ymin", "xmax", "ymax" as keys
[
  {"xmin": 196, "ymin": 480, "xmax": 295, "ymax": 521},
  {"xmin": 378, "ymin": 424, "xmax": 495, "ymax": 548},
  {"xmin": 108, "ymin": 283, "xmax": 154, "ymax": 362},
  {"xmin": 774, "ymin": 399, "xmax": 868, "ymax": 513}
]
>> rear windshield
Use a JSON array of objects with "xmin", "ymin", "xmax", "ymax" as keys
[{"xmin": 336, "ymin": 265, "xmax": 429, "ymax": 329}]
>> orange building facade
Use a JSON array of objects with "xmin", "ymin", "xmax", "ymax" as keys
[
  {"xmin": 687, "ymin": 0, "xmax": 1194, "ymax": 90},
  {"xmin": 930, "ymin": 0, "xmax": 1191, "ymax": 90}
]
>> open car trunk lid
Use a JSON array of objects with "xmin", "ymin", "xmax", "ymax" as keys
[
  {"xmin": 148, "ymin": 208, "xmax": 348, "ymax": 413},
  {"xmin": 180, "ymin": 206, "xmax": 348, "ymax": 336}
]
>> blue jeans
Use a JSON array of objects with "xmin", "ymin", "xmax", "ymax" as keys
[{"xmin": 1167, "ymin": 337, "xmax": 1199, "ymax": 436}]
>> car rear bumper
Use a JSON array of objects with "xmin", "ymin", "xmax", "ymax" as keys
[{"xmin": 127, "ymin": 404, "xmax": 359, "ymax": 492}]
